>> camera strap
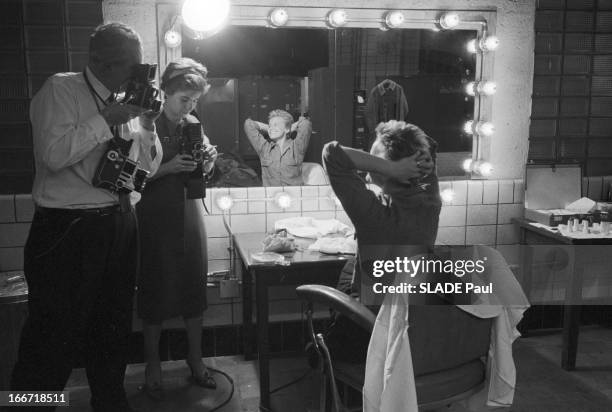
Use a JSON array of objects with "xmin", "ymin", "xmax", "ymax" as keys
[
  {"xmin": 83, "ymin": 69, "xmax": 108, "ymax": 112},
  {"xmin": 85, "ymin": 70, "xmax": 133, "ymax": 207},
  {"xmin": 83, "ymin": 70, "xmax": 123, "ymax": 146}
]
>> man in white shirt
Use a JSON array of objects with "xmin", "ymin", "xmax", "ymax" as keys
[{"xmin": 11, "ymin": 23, "xmax": 162, "ymax": 412}]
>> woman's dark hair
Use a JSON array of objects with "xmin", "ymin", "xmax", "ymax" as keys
[
  {"xmin": 374, "ymin": 120, "xmax": 431, "ymax": 160},
  {"xmin": 160, "ymin": 57, "xmax": 209, "ymax": 95}
]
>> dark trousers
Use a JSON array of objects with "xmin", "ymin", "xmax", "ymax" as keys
[{"xmin": 11, "ymin": 206, "xmax": 137, "ymax": 412}]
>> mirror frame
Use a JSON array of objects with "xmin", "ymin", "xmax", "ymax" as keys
[{"xmin": 156, "ymin": 4, "xmax": 497, "ymax": 180}]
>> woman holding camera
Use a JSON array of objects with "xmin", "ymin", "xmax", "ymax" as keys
[{"xmin": 136, "ymin": 57, "xmax": 218, "ymax": 398}]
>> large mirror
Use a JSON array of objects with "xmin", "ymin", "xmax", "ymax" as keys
[{"xmin": 180, "ymin": 23, "xmax": 478, "ymax": 186}]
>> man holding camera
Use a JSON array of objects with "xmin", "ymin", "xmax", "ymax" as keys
[{"xmin": 11, "ymin": 23, "xmax": 162, "ymax": 412}]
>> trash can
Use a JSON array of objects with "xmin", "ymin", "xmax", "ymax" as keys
[{"xmin": 0, "ymin": 272, "xmax": 28, "ymax": 390}]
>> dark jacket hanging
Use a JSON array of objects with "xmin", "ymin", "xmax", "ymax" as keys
[{"xmin": 365, "ymin": 79, "xmax": 410, "ymax": 139}]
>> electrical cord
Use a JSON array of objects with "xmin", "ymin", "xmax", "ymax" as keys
[
  {"xmin": 269, "ymin": 368, "xmax": 313, "ymax": 394},
  {"xmin": 255, "ymin": 368, "xmax": 314, "ymax": 412},
  {"xmin": 207, "ymin": 366, "xmax": 235, "ymax": 412}
]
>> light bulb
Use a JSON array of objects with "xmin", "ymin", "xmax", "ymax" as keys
[
  {"xmin": 462, "ymin": 158, "xmax": 473, "ymax": 172},
  {"xmin": 269, "ymin": 8, "xmax": 289, "ymax": 27},
  {"xmin": 463, "ymin": 120, "xmax": 474, "ymax": 134},
  {"xmin": 439, "ymin": 12, "xmax": 460, "ymax": 30},
  {"xmin": 476, "ymin": 161, "xmax": 494, "ymax": 176},
  {"xmin": 164, "ymin": 29, "xmax": 182, "ymax": 48},
  {"xmin": 182, "ymin": 0, "xmax": 230, "ymax": 34},
  {"xmin": 440, "ymin": 188, "xmax": 455, "ymax": 203},
  {"xmin": 216, "ymin": 194, "xmax": 234, "ymax": 211},
  {"xmin": 384, "ymin": 10, "xmax": 405, "ymax": 29},
  {"xmin": 482, "ymin": 36, "xmax": 500, "ymax": 51},
  {"xmin": 478, "ymin": 80, "xmax": 497, "ymax": 96},
  {"xmin": 274, "ymin": 192, "xmax": 293, "ymax": 209},
  {"xmin": 467, "ymin": 39, "xmax": 478, "ymax": 53},
  {"xmin": 465, "ymin": 81, "xmax": 477, "ymax": 96},
  {"xmin": 327, "ymin": 9, "xmax": 348, "ymax": 28},
  {"xmin": 476, "ymin": 121, "xmax": 495, "ymax": 137}
]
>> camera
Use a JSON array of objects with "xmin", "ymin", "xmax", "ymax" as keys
[
  {"xmin": 179, "ymin": 122, "xmax": 210, "ymax": 199},
  {"xmin": 93, "ymin": 138, "xmax": 150, "ymax": 193},
  {"xmin": 121, "ymin": 64, "xmax": 162, "ymax": 112}
]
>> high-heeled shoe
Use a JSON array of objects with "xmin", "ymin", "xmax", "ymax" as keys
[
  {"xmin": 138, "ymin": 364, "xmax": 164, "ymax": 401},
  {"xmin": 186, "ymin": 360, "xmax": 217, "ymax": 390}
]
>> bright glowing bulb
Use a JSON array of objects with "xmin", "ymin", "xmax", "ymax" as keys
[
  {"xmin": 269, "ymin": 8, "xmax": 289, "ymax": 27},
  {"xmin": 467, "ymin": 39, "xmax": 478, "ymax": 53},
  {"xmin": 462, "ymin": 158, "xmax": 473, "ymax": 172},
  {"xmin": 465, "ymin": 81, "xmax": 477, "ymax": 96},
  {"xmin": 440, "ymin": 188, "xmax": 455, "ymax": 203},
  {"xmin": 274, "ymin": 192, "xmax": 293, "ymax": 209},
  {"xmin": 385, "ymin": 10, "xmax": 405, "ymax": 28},
  {"xmin": 216, "ymin": 194, "xmax": 234, "ymax": 211},
  {"xmin": 478, "ymin": 81, "xmax": 497, "ymax": 96},
  {"xmin": 327, "ymin": 9, "xmax": 348, "ymax": 27},
  {"xmin": 439, "ymin": 13, "xmax": 460, "ymax": 29},
  {"xmin": 476, "ymin": 121, "xmax": 495, "ymax": 137},
  {"xmin": 182, "ymin": 0, "xmax": 230, "ymax": 34},
  {"xmin": 463, "ymin": 120, "xmax": 474, "ymax": 134},
  {"xmin": 164, "ymin": 29, "xmax": 182, "ymax": 48},
  {"xmin": 482, "ymin": 36, "xmax": 500, "ymax": 51},
  {"xmin": 476, "ymin": 161, "xmax": 494, "ymax": 176}
]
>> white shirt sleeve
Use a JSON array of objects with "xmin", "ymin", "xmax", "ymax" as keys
[{"xmin": 31, "ymin": 76, "xmax": 113, "ymax": 172}]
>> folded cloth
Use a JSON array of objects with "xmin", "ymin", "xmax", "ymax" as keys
[
  {"xmin": 262, "ymin": 230, "xmax": 296, "ymax": 253},
  {"xmin": 274, "ymin": 216, "xmax": 354, "ymax": 239},
  {"xmin": 308, "ymin": 236, "xmax": 356, "ymax": 254}
]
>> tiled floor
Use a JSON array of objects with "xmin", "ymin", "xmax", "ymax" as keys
[{"xmin": 63, "ymin": 326, "xmax": 612, "ymax": 411}]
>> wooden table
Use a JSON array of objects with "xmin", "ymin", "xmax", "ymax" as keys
[
  {"xmin": 513, "ymin": 218, "xmax": 612, "ymax": 370},
  {"xmin": 233, "ymin": 232, "xmax": 349, "ymax": 411}
]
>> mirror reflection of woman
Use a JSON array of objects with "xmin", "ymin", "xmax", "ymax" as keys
[{"xmin": 135, "ymin": 57, "xmax": 218, "ymax": 399}]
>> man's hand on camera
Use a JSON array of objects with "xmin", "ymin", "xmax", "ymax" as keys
[
  {"xmin": 101, "ymin": 103, "xmax": 146, "ymax": 127},
  {"xmin": 389, "ymin": 151, "xmax": 434, "ymax": 183},
  {"xmin": 139, "ymin": 109, "xmax": 161, "ymax": 131}
]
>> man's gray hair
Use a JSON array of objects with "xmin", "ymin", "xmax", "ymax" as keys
[{"xmin": 89, "ymin": 22, "xmax": 142, "ymax": 65}]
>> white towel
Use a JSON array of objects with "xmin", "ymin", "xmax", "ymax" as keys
[
  {"xmin": 363, "ymin": 282, "xmax": 418, "ymax": 412},
  {"xmin": 307, "ymin": 237, "xmax": 356, "ymax": 254},
  {"xmin": 274, "ymin": 216, "xmax": 354, "ymax": 239}
]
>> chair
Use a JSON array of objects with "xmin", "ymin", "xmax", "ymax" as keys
[
  {"xmin": 302, "ymin": 162, "xmax": 329, "ymax": 185},
  {"xmin": 296, "ymin": 285, "xmax": 493, "ymax": 412}
]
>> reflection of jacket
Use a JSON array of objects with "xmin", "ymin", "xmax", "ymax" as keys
[{"xmin": 365, "ymin": 80, "xmax": 409, "ymax": 137}]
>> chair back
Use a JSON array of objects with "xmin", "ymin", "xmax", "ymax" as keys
[{"xmin": 409, "ymin": 305, "xmax": 491, "ymax": 376}]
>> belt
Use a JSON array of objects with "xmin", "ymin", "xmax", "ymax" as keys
[{"xmin": 36, "ymin": 204, "xmax": 123, "ymax": 218}]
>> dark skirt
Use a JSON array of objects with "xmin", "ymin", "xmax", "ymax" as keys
[{"xmin": 136, "ymin": 174, "xmax": 207, "ymax": 323}]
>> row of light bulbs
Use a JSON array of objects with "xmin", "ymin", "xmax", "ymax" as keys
[
  {"xmin": 215, "ymin": 192, "xmax": 341, "ymax": 211},
  {"xmin": 267, "ymin": 8, "xmax": 464, "ymax": 30},
  {"xmin": 463, "ymin": 32, "xmax": 499, "ymax": 177},
  {"xmin": 215, "ymin": 189, "xmax": 473, "ymax": 211}
]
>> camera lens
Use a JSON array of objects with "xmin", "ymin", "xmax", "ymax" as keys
[{"xmin": 192, "ymin": 151, "xmax": 204, "ymax": 163}]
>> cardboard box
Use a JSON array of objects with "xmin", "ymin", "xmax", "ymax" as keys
[{"xmin": 524, "ymin": 164, "xmax": 585, "ymax": 227}]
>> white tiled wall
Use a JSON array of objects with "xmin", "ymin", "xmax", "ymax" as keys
[{"xmin": 3, "ymin": 175, "xmax": 610, "ymax": 326}]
